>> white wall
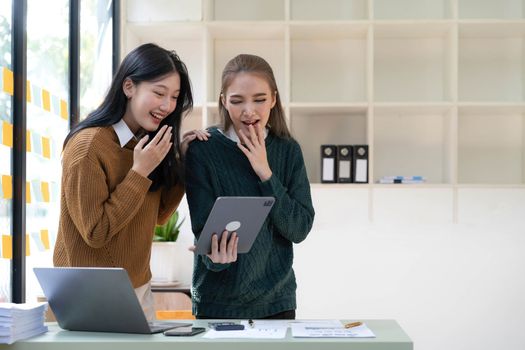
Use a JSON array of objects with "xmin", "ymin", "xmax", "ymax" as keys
[
  {"xmin": 295, "ymin": 187, "xmax": 525, "ymax": 350},
  {"xmin": 176, "ymin": 188, "xmax": 525, "ymax": 350}
]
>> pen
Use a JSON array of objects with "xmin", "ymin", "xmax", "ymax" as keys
[
  {"xmin": 248, "ymin": 319, "xmax": 254, "ymax": 328},
  {"xmin": 344, "ymin": 321, "xmax": 362, "ymax": 329}
]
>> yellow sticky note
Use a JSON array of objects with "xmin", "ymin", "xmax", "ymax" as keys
[
  {"xmin": 26, "ymin": 130, "xmax": 32, "ymax": 152},
  {"xmin": 42, "ymin": 136, "xmax": 50, "ymax": 159},
  {"xmin": 41, "ymin": 181, "xmax": 50, "ymax": 202},
  {"xmin": 60, "ymin": 99, "xmax": 68, "ymax": 120},
  {"xmin": 26, "ymin": 234, "xmax": 30, "ymax": 256},
  {"xmin": 1, "ymin": 175, "xmax": 12, "ymax": 199},
  {"xmin": 40, "ymin": 230, "xmax": 50, "ymax": 250},
  {"xmin": 26, "ymin": 79, "xmax": 32, "ymax": 103},
  {"xmin": 2, "ymin": 235, "xmax": 12, "ymax": 259},
  {"xmin": 26, "ymin": 181, "xmax": 31, "ymax": 204},
  {"xmin": 42, "ymin": 89, "xmax": 51, "ymax": 112},
  {"xmin": 2, "ymin": 121, "xmax": 13, "ymax": 148},
  {"xmin": 2, "ymin": 67, "xmax": 13, "ymax": 96}
]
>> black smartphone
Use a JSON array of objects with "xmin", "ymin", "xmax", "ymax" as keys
[{"xmin": 163, "ymin": 326, "xmax": 206, "ymax": 336}]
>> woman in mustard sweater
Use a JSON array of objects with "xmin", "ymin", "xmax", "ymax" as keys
[{"xmin": 53, "ymin": 43, "xmax": 207, "ymax": 319}]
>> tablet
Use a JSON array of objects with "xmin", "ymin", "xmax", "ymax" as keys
[{"xmin": 194, "ymin": 196, "xmax": 275, "ymax": 255}]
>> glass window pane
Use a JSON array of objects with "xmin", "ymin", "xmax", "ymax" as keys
[
  {"xmin": 0, "ymin": 0, "xmax": 13, "ymax": 303},
  {"xmin": 26, "ymin": 0, "xmax": 70, "ymax": 303},
  {"xmin": 80, "ymin": 0, "xmax": 113, "ymax": 120}
]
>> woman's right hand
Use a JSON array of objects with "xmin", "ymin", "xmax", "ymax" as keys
[
  {"xmin": 207, "ymin": 230, "xmax": 238, "ymax": 264},
  {"xmin": 132, "ymin": 125, "xmax": 172, "ymax": 177},
  {"xmin": 188, "ymin": 230, "xmax": 238, "ymax": 264}
]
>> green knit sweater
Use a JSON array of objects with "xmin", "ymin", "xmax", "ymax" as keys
[{"xmin": 185, "ymin": 127, "xmax": 315, "ymax": 318}]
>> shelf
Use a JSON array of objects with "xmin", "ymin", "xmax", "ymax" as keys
[
  {"xmin": 206, "ymin": 22, "xmax": 285, "ymax": 39},
  {"xmin": 290, "ymin": 0, "xmax": 368, "ymax": 21},
  {"xmin": 373, "ymin": 0, "xmax": 453, "ymax": 20},
  {"xmin": 126, "ymin": 0, "xmax": 202, "ymax": 22},
  {"xmin": 373, "ymin": 22, "xmax": 454, "ymax": 102},
  {"xmin": 181, "ymin": 107, "xmax": 204, "ymax": 135},
  {"xmin": 205, "ymin": 0, "xmax": 284, "ymax": 21},
  {"xmin": 207, "ymin": 22, "xmax": 285, "ymax": 103},
  {"xmin": 290, "ymin": 109, "xmax": 368, "ymax": 183},
  {"xmin": 458, "ymin": 22, "xmax": 525, "ymax": 102},
  {"xmin": 458, "ymin": 106, "xmax": 525, "ymax": 184},
  {"xmin": 458, "ymin": 0, "xmax": 525, "ymax": 19},
  {"xmin": 289, "ymin": 22, "xmax": 369, "ymax": 39},
  {"xmin": 373, "ymin": 105, "xmax": 453, "ymax": 184},
  {"xmin": 205, "ymin": 106, "xmax": 222, "ymax": 128},
  {"xmin": 289, "ymin": 102, "xmax": 368, "ymax": 114},
  {"xmin": 125, "ymin": 23, "xmax": 205, "ymax": 105},
  {"xmin": 122, "ymin": 0, "xmax": 525, "ymax": 218},
  {"xmin": 290, "ymin": 23, "xmax": 368, "ymax": 103}
]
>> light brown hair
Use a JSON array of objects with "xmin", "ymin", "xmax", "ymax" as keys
[{"xmin": 219, "ymin": 54, "xmax": 291, "ymax": 138}]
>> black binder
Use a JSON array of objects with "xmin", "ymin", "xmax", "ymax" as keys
[
  {"xmin": 337, "ymin": 145, "xmax": 353, "ymax": 183},
  {"xmin": 352, "ymin": 145, "xmax": 369, "ymax": 183},
  {"xmin": 320, "ymin": 145, "xmax": 337, "ymax": 183}
]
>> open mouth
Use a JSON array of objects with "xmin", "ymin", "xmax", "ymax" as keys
[
  {"xmin": 242, "ymin": 120, "xmax": 259, "ymax": 127},
  {"xmin": 150, "ymin": 112, "xmax": 165, "ymax": 121}
]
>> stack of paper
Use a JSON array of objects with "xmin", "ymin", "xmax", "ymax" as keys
[{"xmin": 0, "ymin": 302, "xmax": 48, "ymax": 344}]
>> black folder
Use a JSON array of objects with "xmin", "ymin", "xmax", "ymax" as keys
[
  {"xmin": 320, "ymin": 145, "xmax": 337, "ymax": 183},
  {"xmin": 352, "ymin": 145, "xmax": 368, "ymax": 183},
  {"xmin": 337, "ymin": 145, "xmax": 353, "ymax": 183}
]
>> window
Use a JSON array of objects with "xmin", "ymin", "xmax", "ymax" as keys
[
  {"xmin": 0, "ymin": 0, "xmax": 13, "ymax": 303},
  {"xmin": 25, "ymin": 0, "xmax": 70, "ymax": 303},
  {"xmin": 80, "ymin": 0, "xmax": 113, "ymax": 119}
]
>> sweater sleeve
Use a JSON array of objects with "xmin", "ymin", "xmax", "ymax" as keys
[
  {"xmin": 258, "ymin": 142, "xmax": 315, "ymax": 243},
  {"xmin": 157, "ymin": 183, "xmax": 185, "ymax": 225},
  {"xmin": 185, "ymin": 144, "xmax": 231, "ymax": 272},
  {"xmin": 64, "ymin": 157, "xmax": 152, "ymax": 248}
]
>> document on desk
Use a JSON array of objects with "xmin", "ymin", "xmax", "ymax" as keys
[
  {"xmin": 291, "ymin": 322, "xmax": 375, "ymax": 338},
  {"xmin": 203, "ymin": 321, "xmax": 287, "ymax": 339}
]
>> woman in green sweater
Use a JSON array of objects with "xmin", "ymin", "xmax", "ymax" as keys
[{"xmin": 185, "ymin": 54, "xmax": 315, "ymax": 319}]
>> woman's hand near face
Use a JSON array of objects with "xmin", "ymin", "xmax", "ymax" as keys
[
  {"xmin": 180, "ymin": 129, "xmax": 211, "ymax": 156},
  {"xmin": 131, "ymin": 125, "xmax": 173, "ymax": 177},
  {"xmin": 237, "ymin": 123, "xmax": 273, "ymax": 182}
]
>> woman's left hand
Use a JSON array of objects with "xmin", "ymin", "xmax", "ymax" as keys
[
  {"xmin": 237, "ymin": 123, "xmax": 272, "ymax": 182},
  {"xmin": 180, "ymin": 129, "xmax": 211, "ymax": 156}
]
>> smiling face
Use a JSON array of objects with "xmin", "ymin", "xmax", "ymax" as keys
[
  {"xmin": 221, "ymin": 72, "xmax": 276, "ymax": 140},
  {"xmin": 122, "ymin": 72, "xmax": 181, "ymax": 134}
]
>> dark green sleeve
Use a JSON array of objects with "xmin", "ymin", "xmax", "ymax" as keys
[
  {"xmin": 185, "ymin": 143, "xmax": 231, "ymax": 272},
  {"xmin": 258, "ymin": 142, "xmax": 315, "ymax": 243}
]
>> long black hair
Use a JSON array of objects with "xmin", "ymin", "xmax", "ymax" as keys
[{"xmin": 64, "ymin": 43, "xmax": 193, "ymax": 191}]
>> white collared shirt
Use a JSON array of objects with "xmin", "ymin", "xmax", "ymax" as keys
[
  {"xmin": 219, "ymin": 126, "xmax": 268, "ymax": 143},
  {"xmin": 112, "ymin": 119, "xmax": 136, "ymax": 147}
]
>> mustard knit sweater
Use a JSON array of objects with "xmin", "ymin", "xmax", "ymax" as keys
[{"xmin": 53, "ymin": 126, "xmax": 184, "ymax": 287}]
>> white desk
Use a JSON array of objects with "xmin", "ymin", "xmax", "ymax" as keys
[{"xmin": 0, "ymin": 319, "xmax": 412, "ymax": 350}]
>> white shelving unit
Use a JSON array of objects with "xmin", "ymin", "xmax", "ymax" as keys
[{"xmin": 123, "ymin": 0, "xmax": 525, "ymax": 208}]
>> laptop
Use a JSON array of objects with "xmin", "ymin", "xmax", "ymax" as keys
[
  {"xmin": 194, "ymin": 196, "xmax": 275, "ymax": 255},
  {"xmin": 33, "ymin": 267, "xmax": 192, "ymax": 334}
]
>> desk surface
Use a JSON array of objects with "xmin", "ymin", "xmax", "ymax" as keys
[{"xmin": 0, "ymin": 319, "xmax": 412, "ymax": 350}]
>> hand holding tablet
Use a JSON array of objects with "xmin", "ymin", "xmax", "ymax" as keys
[{"xmin": 193, "ymin": 196, "xmax": 275, "ymax": 256}]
